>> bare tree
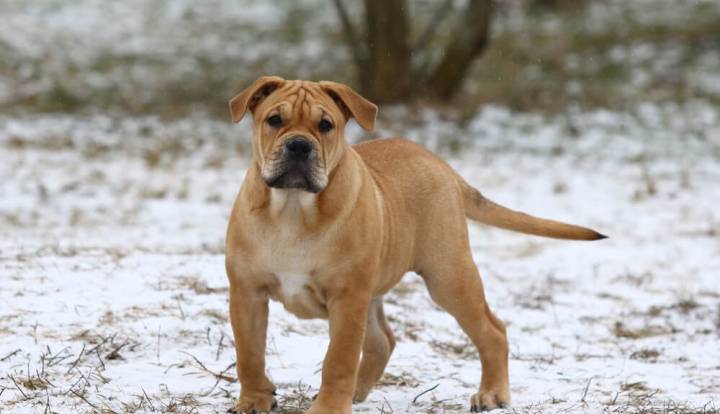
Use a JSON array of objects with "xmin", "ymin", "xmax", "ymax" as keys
[{"xmin": 332, "ymin": 0, "xmax": 494, "ymax": 103}]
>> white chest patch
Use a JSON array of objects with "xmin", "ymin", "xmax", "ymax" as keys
[{"xmin": 275, "ymin": 272, "xmax": 311, "ymax": 298}]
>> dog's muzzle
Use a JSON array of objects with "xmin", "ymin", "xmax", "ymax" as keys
[{"xmin": 262, "ymin": 136, "xmax": 326, "ymax": 193}]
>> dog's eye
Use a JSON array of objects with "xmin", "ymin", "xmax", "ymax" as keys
[
  {"xmin": 318, "ymin": 119, "xmax": 333, "ymax": 133},
  {"xmin": 266, "ymin": 114, "xmax": 282, "ymax": 127}
]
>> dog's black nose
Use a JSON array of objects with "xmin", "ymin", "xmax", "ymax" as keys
[{"xmin": 285, "ymin": 137, "xmax": 312, "ymax": 160}]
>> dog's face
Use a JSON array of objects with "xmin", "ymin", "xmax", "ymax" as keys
[{"xmin": 229, "ymin": 77, "xmax": 377, "ymax": 193}]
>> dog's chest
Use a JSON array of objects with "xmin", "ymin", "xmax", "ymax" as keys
[
  {"xmin": 275, "ymin": 272, "xmax": 311, "ymax": 298},
  {"xmin": 270, "ymin": 272, "xmax": 327, "ymax": 319},
  {"xmin": 253, "ymin": 223, "xmax": 328, "ymax": 318},
  {"xmin": 251, "ymin": 189, "xmax": 331, "ymax": 318}
]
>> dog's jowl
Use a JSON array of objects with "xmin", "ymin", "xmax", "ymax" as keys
[{"xmin": 224, "ymin": 76, "xmax": 606, "ymax": 414}]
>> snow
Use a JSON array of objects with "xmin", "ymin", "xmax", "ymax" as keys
[
  {"xmin": 2, "ymin": 0, "xmax": 720, "ymax": 412},
  {"xmin": 2, "ymin": 104, "xmax": 719, "ymax": 413}
]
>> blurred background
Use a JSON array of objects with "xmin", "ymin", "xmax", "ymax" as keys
[
  {"xmin": 1, "ymin": 1, "xmax": 719, "ymax": 413},
  {"xmin": 2, "ymin": 0, "xmax": 719, "ymax": 119}
]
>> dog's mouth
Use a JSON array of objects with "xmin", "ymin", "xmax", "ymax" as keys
[{"xmin": 263, "ymin": 160, "xmax": 325, "ymax": 193}]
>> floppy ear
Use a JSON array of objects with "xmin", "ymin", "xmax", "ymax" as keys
[
  {"xmin": 319, "ymin": 81, "xmax": 378, "ymax": 132},
  {"xmin": 228, "ymin": 76, "xmax": 285, "ymax": 123}
]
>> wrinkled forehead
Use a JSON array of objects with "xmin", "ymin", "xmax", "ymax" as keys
[{"xmin": 258, "ymin": 81, "xmax": 340, "ymax": 119}]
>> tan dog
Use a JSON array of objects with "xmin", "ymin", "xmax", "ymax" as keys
[{"xmin": 225, "ymin": 76, "xmax": 605, "ymax": 414}]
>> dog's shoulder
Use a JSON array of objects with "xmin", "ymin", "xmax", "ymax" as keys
[
  {"xmin": 352, "ymin": 137, "xmax": 460, "ymax": 202},
  {"xmin": 353, "ymin": 137, "xmax": 442, "ymax": 166}
]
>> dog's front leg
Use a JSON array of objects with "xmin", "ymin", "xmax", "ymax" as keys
[
  {"xmin": 228, "ymin": 279, "xmax": 276, "ymax": 413},
  {"xmin": 307, "ymin": 291, "xmax": 370, "ymax": 414}
]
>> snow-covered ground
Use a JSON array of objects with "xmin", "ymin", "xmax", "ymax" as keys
[
  {"xmin": 2, "ymin": 104, "xmax": 719, "ymax": 413},
  {"xmin": 2, "ymin": 0, "xmax": 720, "ymax": 412}
]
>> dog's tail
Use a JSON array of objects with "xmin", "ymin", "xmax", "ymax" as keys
[{"xmin": 459, "ymin": 178, "xmax": 607, "ymax": 241}]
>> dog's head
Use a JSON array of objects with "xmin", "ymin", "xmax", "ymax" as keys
[{"xmin": 229, "ymin": 76, "xmax": 377, "ymax": 193}]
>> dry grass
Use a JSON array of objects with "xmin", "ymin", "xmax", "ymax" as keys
[
  {"xmin": 377, "ymin": 371, "xmax": 421, "ymax": 388},
  {"xmin": 630, "ymin": 348, "xmax": 661, "ymax": 362},
  {"xmin": 275, "ymin": 382, "xmax": 314, "ymax": 414},
  {"xmin": 613, "ymin": 321, "xmax": 674, "ymax": 339},
  {"xmin": 429, "ymin": 337, "xmax": 477, "ymax": 361}
]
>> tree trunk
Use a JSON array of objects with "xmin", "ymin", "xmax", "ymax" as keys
[
  {"xmin": 332, "ymin": 0, "xmax": 495, "ymax": 103},
  {"xmin": 426, "ymin": 0, "xmax": 493, "ymax": 100},
  {"xmin": 361, "ymin": 0, "xmax": 412, "ymax": 103}
]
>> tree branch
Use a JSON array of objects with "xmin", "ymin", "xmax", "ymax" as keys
[
  {"xmin": 427, "ymin": 0, "xmax": 494, "ymax": 99},
  {"xmin": 331, "ymin": 0, "xmax": 366, "ymax": 69},
  {"xmin": 414, "ymin": 0, "xmax": 455, "ymax": 51}
]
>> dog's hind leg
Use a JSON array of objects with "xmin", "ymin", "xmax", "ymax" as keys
[
  {"xmin": 353, "ymin": 296, "xmax": 396, "ymax": 403},
  {"xmin": 420, "ymin": 254, "xmax": 510, "ymax": 411}
]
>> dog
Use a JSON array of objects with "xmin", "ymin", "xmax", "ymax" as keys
[{"xmin": 224, "ymin": 76, "xmax": 606, "ymax": 414}]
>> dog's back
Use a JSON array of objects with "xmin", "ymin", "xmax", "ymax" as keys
[{"xmin": 354, "ymin": 138, "xmax": 606, "ymax": 241}]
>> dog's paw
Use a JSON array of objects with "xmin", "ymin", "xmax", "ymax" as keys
[
  {"xmin": 229, "ymin": 393, "xmax": 277, "ymax": 414},
  {"xmin": 469, "ymin": 389, "xmax": 510, "ymax": 412},
  {"xmin": 304, "ymin": 398, "xmax": 351, "ymax": 414},
  {"xmin": 352, "ymin": 385, "xmax": 371, "ymax": 403}
]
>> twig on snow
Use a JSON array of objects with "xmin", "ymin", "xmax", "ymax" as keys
[
  {"xmin": 412, "ymin": 383, "xmax": 439, "ymax": 404},
  {"xmin": 66, "ymin": 343, "xmax": 86, "ymax": 374},
  {"xmin": 204, "ymin": 362, "xmax": 237, "ymax": 396},
  {"xmin": 70, "ymin": 388, "xmax": 109, "ymax": 413},
  {"xmin": 44, "ymin": 388, "xmax": 51, "ymax": 414},
  {"xmin": 381, "ymin": 396, "xmax": 394, "ymax": 413},
  {"xmin": 105, "ymin": 340, "xmax": 129, "ymax": 360},
  {"xmin": 9, "ymin": 375, "xmax": 29, "ymax": 399},
  {"xmin": 215, "ymin": 331, "xmax": 225, "ymax": 361},
  {"xmin": 176, "ymin": 297, "xmax": 186, "ymax": 320},
  {"xmin": 87, "ymin": 333, "xmax": 114, "ymax": 355},
  {"xmin": 0, "ymin": 349, "xmax": 21, "ymax": 361},
  {"xmin": 95, "ymin": 348, "xmax": 106, "ymax": 370},
  {"xmin": 141, "ymin": 387, "xmax": 156, "ymax": 411},
  {"xmin": 581, "ymin": 376, "xmax": 594, "ymax": 402},
  {"xmin": 181, "ymin": 351, "xmax": 236, "ymax": 383}
]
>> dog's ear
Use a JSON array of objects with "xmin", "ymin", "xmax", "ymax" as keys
[
  {"xmin": 229, "ymin": 76, "xmax": 285, "ymax": 123},
  {"xmin": 319, "ymin": 81, "xmax": 378, "ymax": 132}
]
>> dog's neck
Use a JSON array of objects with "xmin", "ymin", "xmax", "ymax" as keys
[{"xmin": 268, "ymin": 187, "xmax": 318, "ymax": 224}]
